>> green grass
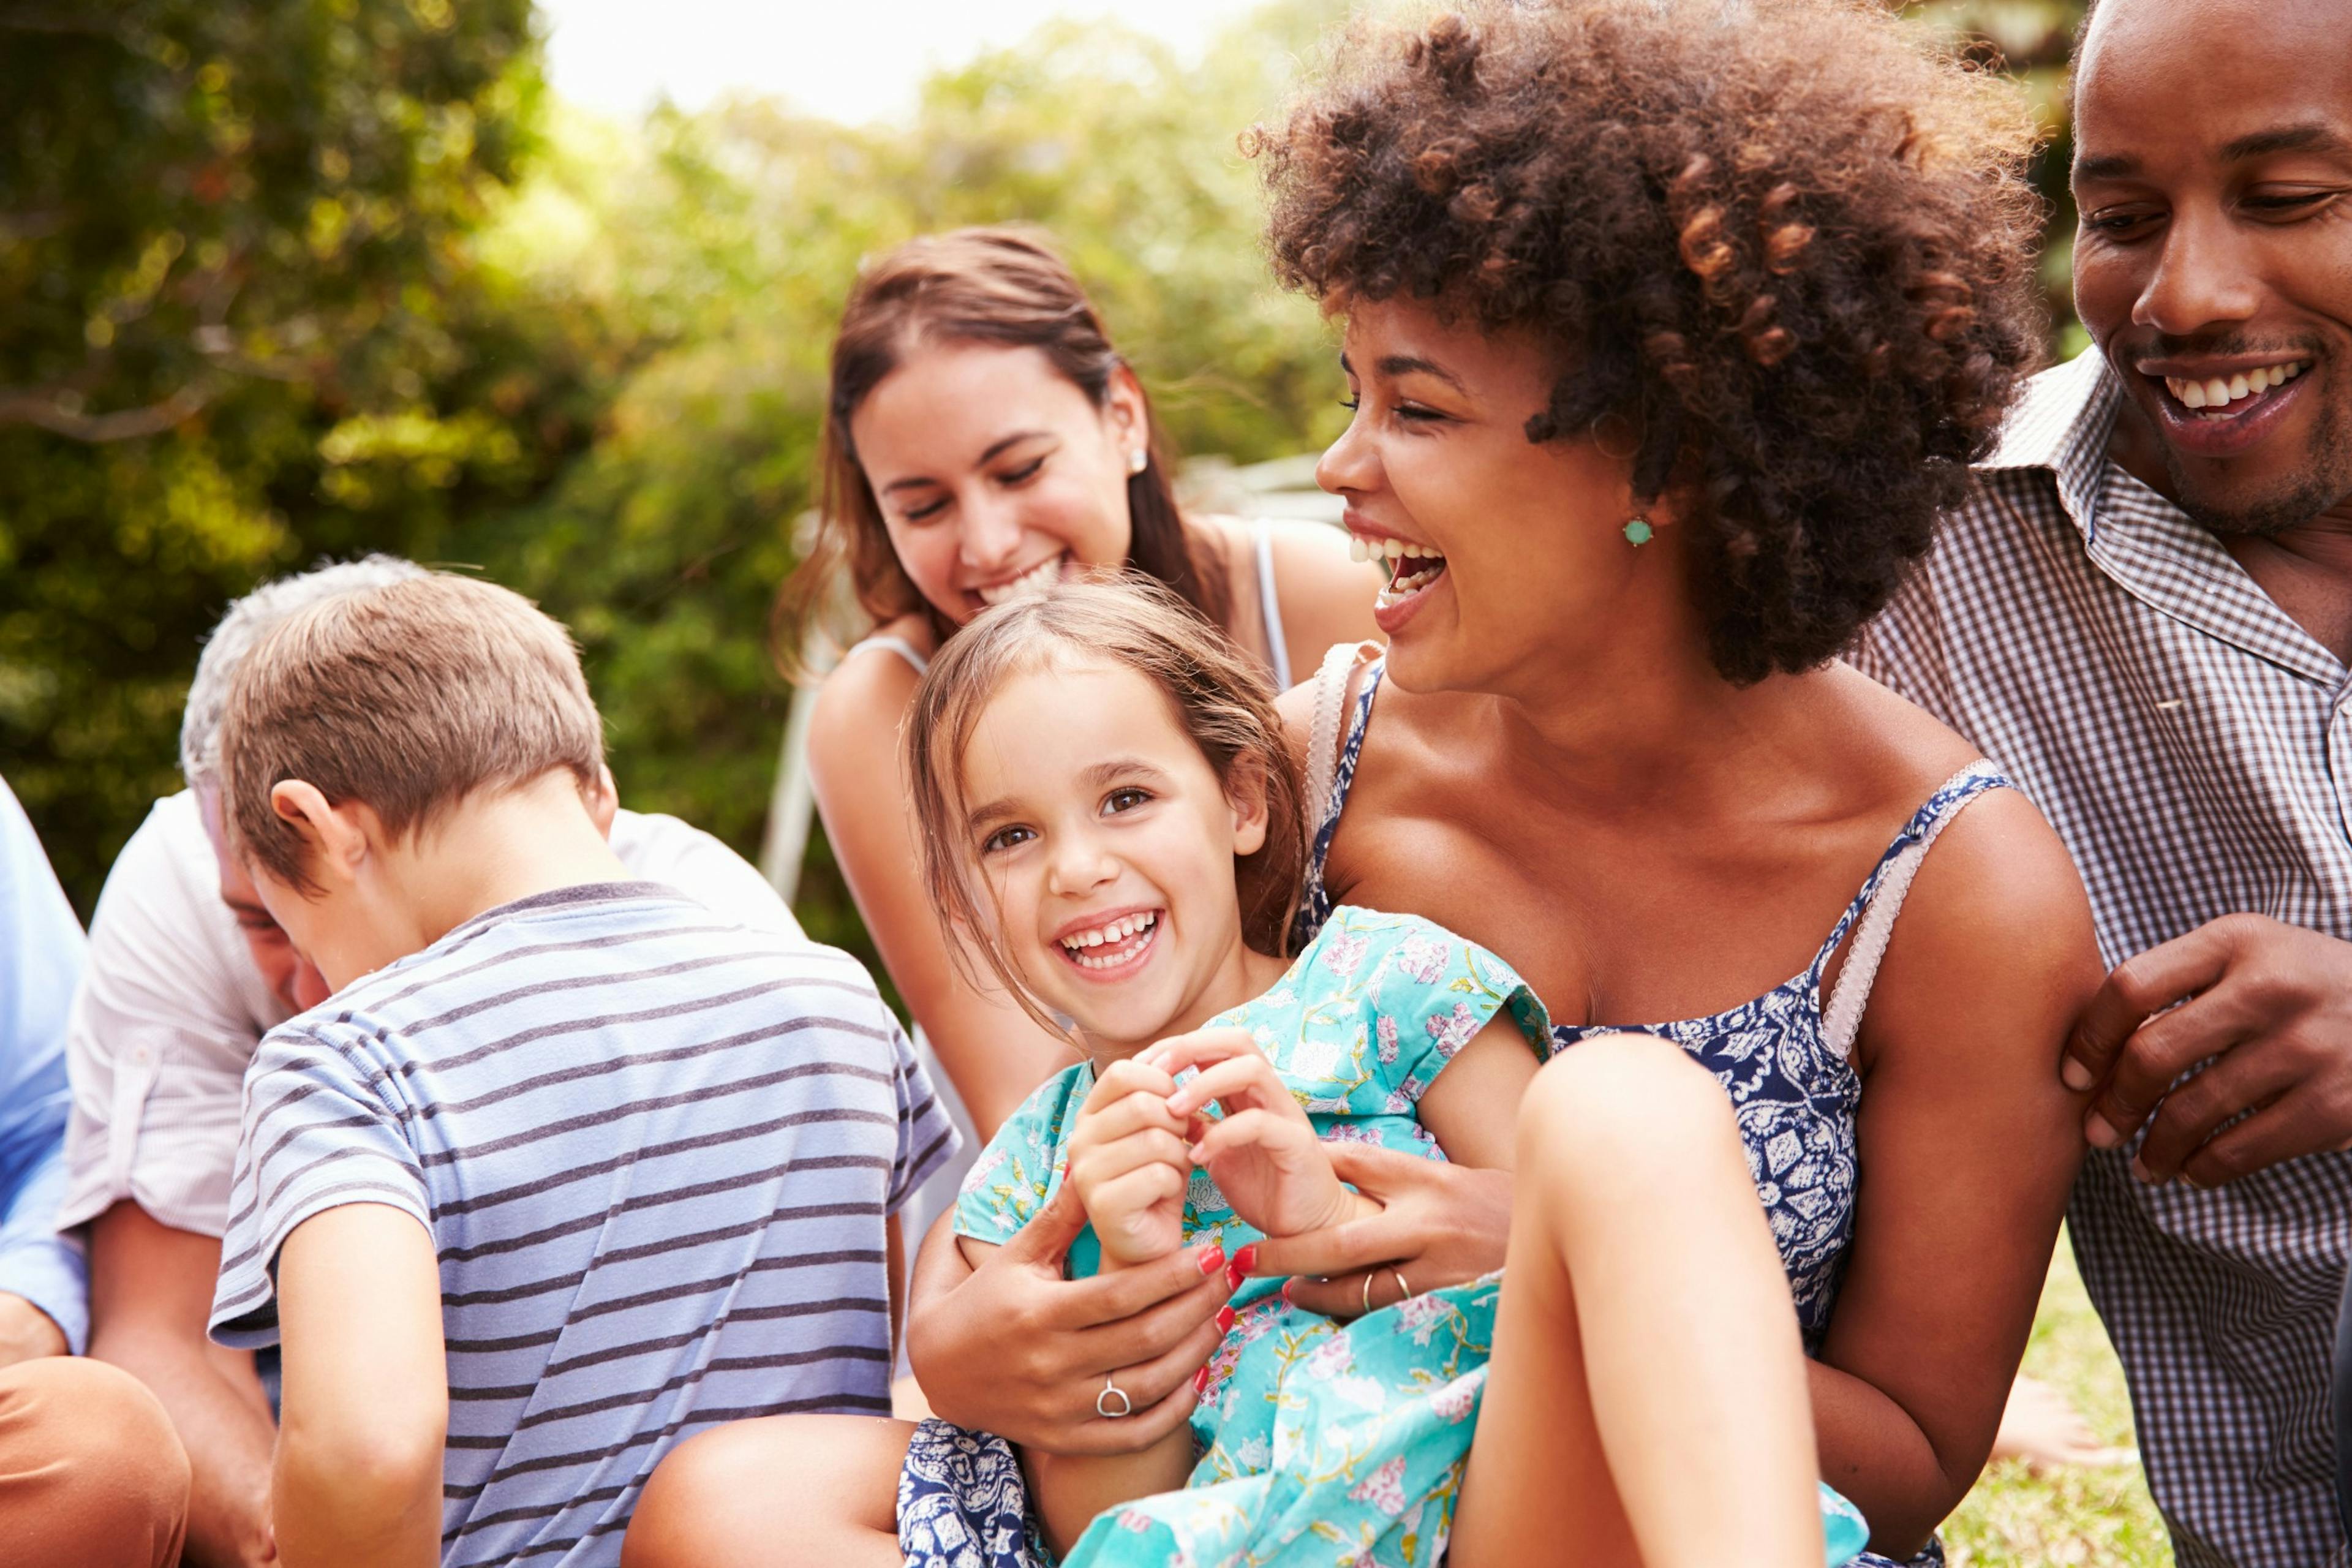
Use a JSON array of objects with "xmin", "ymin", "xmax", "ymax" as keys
[{"xmin": 1940, "ymin": 1231, "xmax": 2172, "ymax": 1566}]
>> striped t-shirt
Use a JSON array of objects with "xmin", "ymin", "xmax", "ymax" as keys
[{"xmin": 209, "ymin": 881, "xmax": 956, "ymax": 1567}]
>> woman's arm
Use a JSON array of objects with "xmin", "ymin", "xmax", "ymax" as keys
[
  {"xmin": 1809, "ymin": 791, "xmax": 2097, "ymax": 1557},
  {"xmin": 806, "ymin": 649, "xmax": 1072, "ymax": 1139},
  {"xmin": 907, "ymin": 1193, "xmax": 1235, "ymax": 1456},
  {"xmin": 950, "ymin": 1231, "xmax": 1196, "ymax": 1558}
]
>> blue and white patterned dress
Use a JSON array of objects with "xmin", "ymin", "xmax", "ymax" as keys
[
  {"xmin": 899, "ymin": 907, "xmax": 1870, "ymax": 1568},
  {"xmin": 1292, "ymin": 655, "xmax": 2012, "ymax": 1568}
]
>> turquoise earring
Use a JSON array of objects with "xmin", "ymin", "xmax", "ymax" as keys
[{"xmin": 1623, "ymin": 516, "xmax": 1654, "ymax": 546}]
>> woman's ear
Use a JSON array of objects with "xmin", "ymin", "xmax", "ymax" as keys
[
  {"xmin": 1104, "ymin": 363, "xmax": 1151, "ymax": 461},
  {"xmin": 1226, "ymin": 753, "xmax": 1272, "ymax": 858}
]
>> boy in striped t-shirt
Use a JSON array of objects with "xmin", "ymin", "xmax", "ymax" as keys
[{"xmin": 203, "ymin": 573, "xmax": 955, "ymax": 1568}]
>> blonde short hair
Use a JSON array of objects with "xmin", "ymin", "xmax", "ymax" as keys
[{"xmin": 218, "ymin": 573, "xmax": 605, "ymax": 890}]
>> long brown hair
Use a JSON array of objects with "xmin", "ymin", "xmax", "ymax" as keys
[
  {"xmin": 774, "ymin": 227, "xmax": 1227, "ymax": 677},
  {"xmin": 904, "ymin": 573, "xmax": 1306, "ymax": 1038}
]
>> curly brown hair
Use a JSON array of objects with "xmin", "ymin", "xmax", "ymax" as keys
[{"xmin": 1251, "ymin": 0, "xmax": 2047, "ymax": 683}]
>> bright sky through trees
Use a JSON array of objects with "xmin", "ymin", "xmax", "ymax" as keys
[{"xmin": 540, "ymin": 0, "xmax": 1267, "ymax": 123}]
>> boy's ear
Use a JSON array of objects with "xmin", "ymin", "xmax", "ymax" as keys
[
  {"xmin": 586, "ymin": 763, "xmax": 620, "ymax": 838},
  {"xmin": 268, "ymin": 780, "xmax": 370, "ymax": 887},
  {"xmin": 1226, "ymin": 753, "xmax": 1272, "ymax": 858}
]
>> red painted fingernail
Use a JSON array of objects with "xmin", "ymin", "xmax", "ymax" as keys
[
  {"xmin": 1233, "ymin": 1244, "xmax": 1259, "ymax": 1276},
  {"xmin": 1215, "ymin": 1306, "xmax": 1236, "ymax": 1333},
  {"xmin": 1196, "ymin": 1245, "xmax": 1227, "ymax": 1276},
  {"xmin": 1224, "ymin": 1262, "xmax": 1244, "ymax": 1290},
  {"xmin": 1280, "ymin": 1277, "xmax": 1296, "ymax": 1303},
  {"xmin": 1193, "ymin": 1366, "xmax": 1211, "ymax": 1395}
]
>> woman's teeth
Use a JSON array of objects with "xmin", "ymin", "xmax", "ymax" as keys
[
  {"xmin": 1352, "ymin": 533, "xmax": 1448, "ymax": 606},
  {"xmin": 976, "ymin": 556, "xmax": 1065, "ymax": 606},
  {"xmin": 1060, "ymin": 911, "xmax": 1159, "ymax": 970},
  {"xmin": 2165, "ymin": 361, "xmax": 2307, "ymax": 412}
]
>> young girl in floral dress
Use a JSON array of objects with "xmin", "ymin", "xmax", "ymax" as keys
[{"xmin": 916, "ymin": 575, "xmax": 1868, "ymax": 1568}]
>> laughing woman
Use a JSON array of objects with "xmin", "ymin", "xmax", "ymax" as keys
[
  {"xmin": 886, "ymin": 3, "xmax": 2101, "ymax": 1565},
  {"xmin": 783, "ymin": 228, "xmax": 1382, "ymax": 1142}
]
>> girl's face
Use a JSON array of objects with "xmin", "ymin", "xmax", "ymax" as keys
[
  {"xmin": 1316, "ymin": 299, "xmax": 1663, "ymax": 697},
  {"xmin": 956, "ymin": 656, "xmax": 1268, "ymax": 1054},
  {"xmin": 852, "ymin": 342, "xmax": 1147, "ymax": 626}
]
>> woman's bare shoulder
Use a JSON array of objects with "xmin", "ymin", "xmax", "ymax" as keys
[
  {"xmin": 807, "ymin": 616, "xmax": 933, "ymax": 780},
  {"xmin": 1259, "ymin": 517, "xmax": 1385, "ymax": 656}
]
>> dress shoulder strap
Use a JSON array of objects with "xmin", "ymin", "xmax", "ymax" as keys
[
  {"xmin": 840, "ymin": 634, "xmax": 929, "ymax": 677},
  {"xmin": 1289, "ymin": 644, "xmax": 1385, "ymax": 954},
  {"xmin": 1819, "ymin": 760, "xmax": 2009, "ymax": 1057},
  {"xmin": 1253, "ymin": 519, "xmax": 1292, "ymax": 692},
  {"xmin": 1301, "ymin": 640, "xmax": 1369, "ymax": 828}
]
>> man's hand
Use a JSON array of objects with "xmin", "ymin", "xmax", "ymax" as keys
[
  {"xmin": 2065, "ymin": 914, "xmax": 2352, "ymax": 1186},
  {"xmin": 1066, "ymin": 1057, "xmax": 1190, "ymax": 1268},
  {"xmin": 0, "ymin": 1292, "xmax": 67, "ymax": 1368}
]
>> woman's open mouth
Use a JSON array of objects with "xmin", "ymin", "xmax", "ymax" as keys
[
  {"xmin": 974, "ymin": 554, "xmax": 1067, "ymax": 608},
  {"xmin": 1055, "ymin": 909, "xmax": 1162, "ymax": 976},
  {"xmin": 1351, "ymin": 532, "xmax": 1449, "ymax": 612}
]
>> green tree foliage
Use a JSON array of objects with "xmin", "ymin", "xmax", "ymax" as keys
[
  {"xmin": 1, "ymin": 0, "xmax": 2089, "ymax": 984},
  {"xmin": 0, "ymin": 0, "xmax": 554, "ymax": 898}
]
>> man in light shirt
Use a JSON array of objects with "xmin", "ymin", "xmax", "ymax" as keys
[
  {"xmin": 61, "ymin": 557, "xmax": 802, "ymax": 1568},
  {"xmin": 1855, "ymin": 1, "xmax": 2352, "ymax": 1561}
]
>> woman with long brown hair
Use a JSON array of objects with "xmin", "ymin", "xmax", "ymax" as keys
[{"xmin": 783, "ymin": 227, "xmax": 1381, "ymax": 1140}]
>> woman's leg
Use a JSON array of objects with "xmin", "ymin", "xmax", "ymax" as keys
[
  {"xmin": 624, "ymin": 1414, "xmax": 913, "ymax": 1568},
  {"xmin": 1449, "ymin": 1033, "xmax": 1825, "ymax": 1568}
]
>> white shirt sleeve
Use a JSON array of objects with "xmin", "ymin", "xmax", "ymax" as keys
[
  {"xmin": 60, "ymin": 794, "xmax": 286, "ymax": 1239},
  {"xmin": 608, "ymin": 809, "xmax": 803, "ymax": 940}
]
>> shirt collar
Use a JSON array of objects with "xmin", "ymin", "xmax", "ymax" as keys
[{"xmin": 1981, "ymin": 348, "xmax": 2124, "ymax": 545}]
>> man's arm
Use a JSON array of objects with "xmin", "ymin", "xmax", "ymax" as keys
[
  {"xmin": 0, "ymin": 1142, "xmax": 78, "ymax": 1365},
  {"xmin": 273, "ymin": 1204, "xmax": 446, "ymax": 1568},
  {"xmin": 88, "ymin": 1201, "xmax": 281, "ymax": 1568},
  {"xmin": 0, "ymin": 772, "xmax": 89, "ymax": 1361}
]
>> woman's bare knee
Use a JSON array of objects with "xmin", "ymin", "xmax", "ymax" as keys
[
  {"xmin": 625, "ymin": 1414, "xmax": 913, "ymax": 1568},
  {"xmin": 1516, "ymin": 1031, "xmax": 1743, "ymax": 1187}
]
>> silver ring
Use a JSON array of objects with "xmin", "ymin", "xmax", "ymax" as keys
[
  {"xmin": 1362, "ymin": 1272, "xmax": 1375, "ymax": 1316},
  {"xmin": 1096, "ymin": 1375, "xmax": 1133, "ymax": 1419},
  {"xmin": 1390, "ymin": 1268, "xmax": 1412, "ymax": 1303}
]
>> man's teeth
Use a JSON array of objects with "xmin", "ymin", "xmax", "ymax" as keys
[
  {"xmin": 976, "ymin": 556, "xmax": 1065, "ymax": 606},
  {"xmin": 1060, "ymin": 911, "xmax": 1159, "ymax": 968},
  {"xmin": 2165, "ymin": 361, "xmax": 2307, "ymax": 411}
]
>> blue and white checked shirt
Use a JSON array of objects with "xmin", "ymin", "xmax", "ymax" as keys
[{"xmin": 1855, "ymin": 349, "xmax": 2352, "ymax": 1568}]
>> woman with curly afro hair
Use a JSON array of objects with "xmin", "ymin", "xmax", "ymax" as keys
[{"xmin": 631, "ymin": 5, "xmax": 2104, "ymax": 1568}]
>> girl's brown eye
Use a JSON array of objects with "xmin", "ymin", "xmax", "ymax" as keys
[{"xmin": 981, "ymin": 824, "xmax": 1035, "ymax": 854}]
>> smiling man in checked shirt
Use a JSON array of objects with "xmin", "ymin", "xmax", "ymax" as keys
[{"xmin": 1852, "ymin": 1, "xmax": 2352, "ymax": 1563}]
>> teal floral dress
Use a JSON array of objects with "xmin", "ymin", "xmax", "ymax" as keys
[{"xmin": 925, "ymin": 907, "xmax": 1871, "ymax": 1568}]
